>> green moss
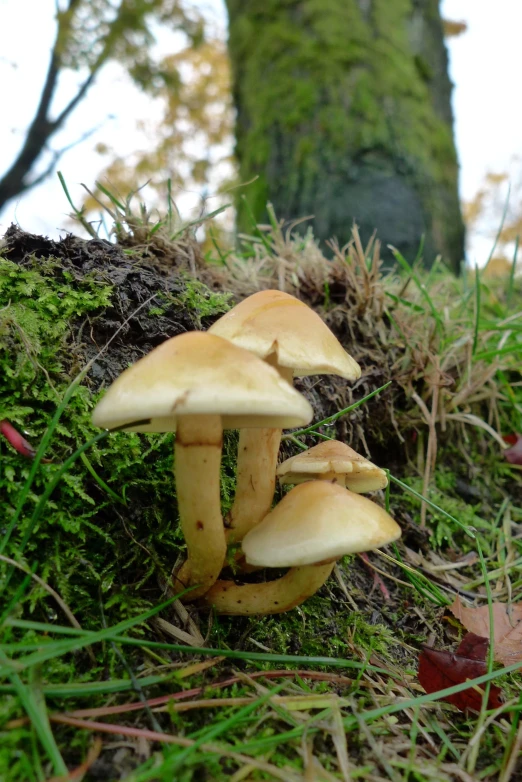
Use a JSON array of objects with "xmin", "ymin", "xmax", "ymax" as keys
[
  {"xmin": 174, "ymin": 276, "xmax": 232, "ymax": 326},
  {"xmin": 0, "ymin": 257, "xmax": 112, "ymax": 419},
  {"xmin": 207, "ymin": 570, "xmax": 410, "ymax": 666},
  {"xmin": 0, "ymin": 247, "xmax": 243, "ymax": 777}
]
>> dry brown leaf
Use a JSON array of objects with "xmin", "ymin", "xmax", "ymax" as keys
[{"xmin": 449, "ymin": 596, "xmax": 522, "ymax": 665}]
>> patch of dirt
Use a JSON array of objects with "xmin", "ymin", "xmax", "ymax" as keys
[{"xmin": 2, "ymin": 225, "xmax": 205, "ymax": 391}]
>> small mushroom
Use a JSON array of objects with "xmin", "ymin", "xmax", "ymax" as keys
[
  {"xmin": 277, "ymin": 440, "xmax": 388, "ymax": 493},
  {"xmin": 202, "ymin": 480, "xmax": 401, "ymax": 615},
  {"xmin": 209, "ymin": 289, "xmax": 361, "ymax": 543},
  {"xmin": 91, "ymin": 331, "xmax": 312, "ymax": 600}
]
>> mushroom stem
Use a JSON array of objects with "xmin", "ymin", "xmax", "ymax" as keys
[
  {"xmin": 225, "ymin": 427, "xmax": 282, "ymax": 544},
  {"xmin": 172, "ymin": 415, "xmax": 226, "ymax": 601},
  {"xmin": 201, "ymin": 562, "xmax": 335, "ymax": 615},
  {"xmin": 225, "ymin": 362, "xmax": 294, "ymax": 544}
]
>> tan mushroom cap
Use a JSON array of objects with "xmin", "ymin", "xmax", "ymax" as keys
[
  {"xmin": 242, "ymin": 481, "xmax": 401, "ymax": 567},
  {"xmin": 208, "ymin": 289, "xmax": 361, "ymax": 380},
  {"xmin": 92, "ymin": 331, "xmax": 313, "ymax": 432},
  {"xmin": 277, "ymin": 440, "xmax": 388, "ymax": 493}
]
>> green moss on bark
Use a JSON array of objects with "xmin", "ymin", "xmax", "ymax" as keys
[{"xmin": 226, "ymin": 0, "xmax": 464, "ymax": 270}]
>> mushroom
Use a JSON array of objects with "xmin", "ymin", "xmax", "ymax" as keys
[
  {"xmin": 91, "ymin": 331, "xmax": 312, "ymax": 600},
  {"xmin": 202, "ymin": 480, "xmax": 401, "ymax": 615},
  {"xmin": 208, "ymin": 289, "xmax": 361, "ymax": 544},
  {"xmin": 277, "ymin": 440, "xmax": 388, "ymax": 493}
]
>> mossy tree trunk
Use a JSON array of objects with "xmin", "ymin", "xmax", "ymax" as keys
[{"xmin": 225, "ymin": 0, "xmax": 465, "ymax": 271}]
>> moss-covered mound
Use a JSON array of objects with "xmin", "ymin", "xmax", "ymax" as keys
[
  {"xmin": 1, "ymin": 222, "xmax": 521, "ymax": 781},
  {"xmin": 1, "ymin": 225, "xmax": 232, "ymax": 621}
]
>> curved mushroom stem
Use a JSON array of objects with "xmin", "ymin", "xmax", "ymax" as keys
[
  {"xmin": 225, "ymin": 427, "xmax": 282, "ymax": 544},
  {"xmin": 225, "ymin": 362, "xmax": 294, "ymax": 545},
  {"xmin": 201, "ymin": 562, "xmax": 335, "ymax": 615},
  {"xmin": 172, "ymin": 415, "xmax": 226, "ymax": 601}
]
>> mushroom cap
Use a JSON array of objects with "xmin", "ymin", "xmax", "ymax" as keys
[
  {"xmin": 242, "ymin": 481, "xmax": 400, "ymax": 567},
  {"xmin": 208, "ymin": 289, "xmax": 361, "ymax": 380},
  {"xmin": 277, "ymin": 440, "xmax": 388, "ymax": 493},
  {"xmin": 92, "ymin": 331, "xmax": 313, "ymax": 432}
]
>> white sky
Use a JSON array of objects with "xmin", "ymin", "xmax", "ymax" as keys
[{"xmin": 0, "ymin": 0, "xmax": 520, "ymax": 263}]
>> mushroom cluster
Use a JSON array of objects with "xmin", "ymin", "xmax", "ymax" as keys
[{"xmin": 92, "ymin": 289, "xmax": 400, "ymax": 615}]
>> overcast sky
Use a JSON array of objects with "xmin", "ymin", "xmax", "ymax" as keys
[{"xmin": 0, "ymin": 0, "xmax": 520, "ymax": 263}]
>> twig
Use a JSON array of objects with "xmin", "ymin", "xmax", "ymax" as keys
[{"xmin": 0, "ymin": 553, "xmax": 88, "ymax": 643}]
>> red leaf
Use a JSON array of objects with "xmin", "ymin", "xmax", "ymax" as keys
[
  {"xmin": 503, "ymin": 433, "xmax": 518, "ymax": 446},
  {"xmin": 418, "ymin": 642, "xmax": 503, "ymax": 712},
  {"xmin": 503, "ymin": 433, "xmax": 522, "ymax": 464},
  {"xmin": 455, "ymin": 632, "xmax": 489, "ymax": 661}
]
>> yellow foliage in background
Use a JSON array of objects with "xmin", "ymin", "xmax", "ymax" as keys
[{"xmin": 464, "ymin": 163, "xmax": 522, "ymax": 270}]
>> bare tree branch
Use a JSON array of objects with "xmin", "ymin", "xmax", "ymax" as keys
[
  {"xmin": 26, "ymin": 122, "xmax": 106, "ymax": 191},
  {"xmin": 0, "ymin": 0, "xmax": 177, "ymax": 216},
  {"xmin": 0, "ymin": 0, "xmax": 110, "ymax": 214},
  {"xmin": 53, "ymin": 71, "xmax": 98, "ymax": 129}
]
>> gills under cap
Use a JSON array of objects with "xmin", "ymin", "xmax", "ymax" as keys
[
  {"xmin": 277, "ymin": 440, "xmax": 388, "ymax": 493},
  {"xmin": 92, "ymin": 331, "xmax": 313, "ymax": 432},
  {"xmin": 208, "ymin": 289, "xmax": 361, "ymax": 380},
  {"xmin": 242, "ymin": 481, "xmax": 401, "ymax": 568}
]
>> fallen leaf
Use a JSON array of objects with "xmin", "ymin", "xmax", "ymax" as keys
[
  {"xmin": 503, "ymin": 433, "xmax": 522, "ymax": 464},
  {"xmin": 418, "ymin": 635, "xmax": 503, "ymax": 712},
  {"xmin": 503, "ymin": 433, "xmax": 519, "ymax": 446},
  {"xmin": 455, "ymin": 632, "xmax": 489, "ymax": 661},
  {"xmin": 450, "ymin": 597, "xmax": 522, "ymax": 665}
]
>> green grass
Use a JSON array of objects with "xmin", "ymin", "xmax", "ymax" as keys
[{"xmin": 2, "ymin": 205, "xmax": 522, "ymax": 780}]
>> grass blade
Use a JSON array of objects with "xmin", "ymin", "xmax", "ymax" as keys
[
  {"xmin": 164, "ymin": 684, "xmax": 285, "ymax": 774},
  {"xmin": 389, "ymin": 474, "xmax": 476, "ymax": 537},
  {"xmin": 388, "ymin": 245, "xmax": 443, "ymax": 334},
  {"xmin": 507, "ymin": 235, "xmax": 519, "ymax": 307},
  {"xmin": 0, "ymin": 650, "xmax": 67, "ymax": 776},
  {"xmin": 3, "ymin": 617, "xmax": 402, "ymax": 678},
  {"xmin": 0, "ymin": 593, "xmax": 188, "ymax": 678},
  {"xmin": 287, "ymin": 382, "xmax": 392, "ymax": 439},
  {"xmin": 472, "ymin": 264, "xmax": 481, "ymax": 355}
]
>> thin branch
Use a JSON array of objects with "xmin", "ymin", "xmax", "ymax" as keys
[
  {"xmin": 0, "ymin": 0, "xmax": 82, "ymax": 210},
  {"xmin": 26, "ymin": 122, "xmax": 106, "ymax": 191},
  {"xmin": 0, "ymin": 553, "xmax": 83, "ymax": 633},
  {"xmin": 53, "ymin": 70, "xmax": 98, "ymax": 128}
]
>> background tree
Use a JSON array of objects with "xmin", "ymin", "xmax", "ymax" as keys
[
  {"xmin": 464, "ymin": 163, "xmax": 522, "ymax": 272},
  {"xmin": 225, "ymin": 0, "xmax": 465, "ymax": 270},
  {"xmin": 84, "ymin": 34, "xmax": 233, "ymax": 218},
  {"xmin": 0, "ymin": 1, "xmax": 471, "ymax": 267}
]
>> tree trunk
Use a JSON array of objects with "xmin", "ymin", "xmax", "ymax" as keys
[{"xmin": 225, "ymin": 0, "xmax": 465, "ymax": 271}]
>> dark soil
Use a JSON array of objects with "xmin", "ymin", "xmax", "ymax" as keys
[
  {"xmin": 2, "ymin": 225, "xmax": 211, "ymax": 390},
  {"xmin": 2, "ymin": 225, "xmax": 400, "ymax": 456}
]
